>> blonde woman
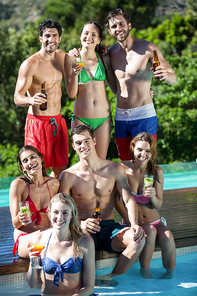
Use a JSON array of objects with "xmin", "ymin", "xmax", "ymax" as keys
[{"xmin": 27, "ymin": 193, "xmax": 96, "ymax": 296}]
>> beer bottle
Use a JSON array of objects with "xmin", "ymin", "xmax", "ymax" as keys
[
  {"xmin": 92, "ymin": 201, "xmax": 101, "ymax": 221},
  {"xmin": 40, "ymin": 82, "xmax": 47, "ymax": 111},
  {"xmin": 152, "ymin": 50, "xmax": 161, "ymax": 80}
]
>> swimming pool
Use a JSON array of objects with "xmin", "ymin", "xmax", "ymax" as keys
[
  {"xmin": 0, "ymin": 251, "xmax": 196, "ymax": 295},
  {"xmin": 1, "ymin": 162, "xmax": 196, "ymax": 207}
]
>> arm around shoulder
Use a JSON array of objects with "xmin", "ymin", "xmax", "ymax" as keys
[
  {"xmin": 64, "ymin": 54, "xmax": 78, "ymax": 99},
  {"xmin": 103, "ymin": 54, "xmax": 117, "ymax": 94}
]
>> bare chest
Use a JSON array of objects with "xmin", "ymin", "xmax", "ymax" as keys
[
  {"xmin": 111, "ymin": 50, "xmax": 151, "ymax": 80},
  {"xmin": 71, "ymin": 173, "xmax": 114, "ymax": 200},
  {"xmin": 33, "ymin": 59, "xmax": 63, "ymax": 86}
]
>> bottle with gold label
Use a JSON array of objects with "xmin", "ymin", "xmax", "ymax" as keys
[
  {"xmin": 40, "ymin": 82, "xmax": 47, "ymax": 111},
  {"xmin": 92, "ymin": 201, "xmax": 101, "ymax": 221},
  {"xmin": 152, "ymin": 50, "xmax": 161, "ymax": 80}
]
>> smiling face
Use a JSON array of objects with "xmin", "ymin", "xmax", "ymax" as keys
[
  {"xmin": 72, "ymin": 131, "xmax": 96, "ymax": 160},
  {"xmin": 50, "ymin": 201, "xmax": 72, "ymax": 230},
  {"xmin": 80, "ymin": 23, "xmax": 101, "ymax": 49},
  {"xmin": 133, "ymin": 141, "xmax": 152, "ymax": 166},
  {"xmin": 108, "ymin": 15, "xmax": 131, "ymax": 43},
  {"xmin": 20, "ymin": 150, "xmax": 42, "ymax": 176},
  {"xmin": 39, "ymin": 27, "xmax": 61, "ymax": 54}
]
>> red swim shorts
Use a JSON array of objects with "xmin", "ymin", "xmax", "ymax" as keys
[{"xmin": 25, "ymin": 113, "xmax": 69, "ymax": 169}]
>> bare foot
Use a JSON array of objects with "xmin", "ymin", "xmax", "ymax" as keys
[
  {"xmin": 95, "ymin": 275, "xmax": 119, "ymax": 287},
  {"xmin": 140, "ymin": 268, "xmax": 154, "ymax": 279},
  {"xmin": 160, "ymin": 268, "xmax": 175, "ymax": 279}
]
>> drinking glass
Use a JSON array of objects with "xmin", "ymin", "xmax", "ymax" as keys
[
  {"xmin": 143, "ymin": 174, "xmax": 154, "ymax": 194},
  {"xmin": 75, "ymin": 61, "xmax": 85, "ymax": 85},
  {"xmin": 29, "ymin": 243, "xmax": 45, "ymax": 269},
  {"xmin": 19, "ymin": 200, "xmax": 32, "ymax": 225}
]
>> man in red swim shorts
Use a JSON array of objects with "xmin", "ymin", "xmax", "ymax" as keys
[{"xmin": 14, "ymin": 19, "xmax": 69, "ymax": 178}]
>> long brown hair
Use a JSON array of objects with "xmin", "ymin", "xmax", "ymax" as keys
[
  {"xmin": 130, "ymin": 132, "xmax": 160, "ymax": 183},
  {"xmin": 17, "ymin": 145, "xmax": 47, "ymax": 183}
]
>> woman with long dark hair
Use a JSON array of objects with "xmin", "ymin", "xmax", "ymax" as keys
[
  {"xmin": 9, "ymin": 145, "xmax": 59, "ymax": 258},
  {"xmin": 116, "ymin": 132, "xmax": 176, "ymax": 279},
  {"xmin": 65, "ymin": 21, "xmax": 116, "ymax": 159}
]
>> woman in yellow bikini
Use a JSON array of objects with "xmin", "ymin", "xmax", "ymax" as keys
[{"xmin": 65, "ymin": 21, "xmax": 116, "ymax": 159}]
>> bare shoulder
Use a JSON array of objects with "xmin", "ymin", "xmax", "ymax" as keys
[
  {"xmin": 155, "ymin": 165, "xmax": 164, "ymax": 177},
  {"xmin": 59, "ymin": 163, "xmax": 80, "ymax": 182},
  {"xmin": 19, "ymin": 52, "xmax": 41, "ymax": 74},
  {"xmin": 33, "ymin": 228, "xmax": 51, "ymax": 243},
  {"xmin": 10, "ymin": 177, "xmax": 26, "ymax": 191},
  {"xmin": 121, "ymin": 161, "xmax": 135, "ymax": 176},
  {"xmin": 65, "ymin": 52, "xmax": 76, "ymax": 63},
  {"xmin": 46, "ymin": 177, "xmax": 60, "ymax": 192},
  {"xmin": 80, "ymin": 233, "xmax": 94, "ymax": 250},
  {"xmin": 108, "ymin": 43, "xmax": 119, "ymax": 53},
  {"xmin": 104, "ymin": 159, "xmax": 126, "ymax": 176}
]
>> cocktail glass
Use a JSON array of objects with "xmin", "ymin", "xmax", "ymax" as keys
[
  {"xmin": 29, "ymin": 243, "xmax": 45, "ymax": 269},
  {"xmin": 75, "ymin": 62, "xmax": 85, "ymax": 85},
  {"xmin": 19, "ymin": 200, "xmax": 32, "ymax": 225},
  {"xmin": 143, "ymin": 174, "xmax": 154, "ymax": 194}
]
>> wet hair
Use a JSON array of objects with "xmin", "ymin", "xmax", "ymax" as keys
[
  {"xmin": 17, "ymin": 145, "xmax": 47, "ymax": 183},
  {"xmin": 71, "ymin": 124, "xmax": 94, "ymax": 142},
  {"xmin": 105, "ymin": 8, "xmax": 131, "ymax": 28},
  {"xmin": 38, "ymin": 19, "xmax": 62, "ymax": 37},
  {"xmin": 47, "ymin": 193, "xmax": 83, "ymax": 258},
  {"xmin": 130, "ymin": 132, "xmax": 160, "ymax": 182}
]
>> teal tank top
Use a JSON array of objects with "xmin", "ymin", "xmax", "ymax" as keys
[{"xmin": 79, "ymin": 52, "xmax": 106, "ymax": 83}]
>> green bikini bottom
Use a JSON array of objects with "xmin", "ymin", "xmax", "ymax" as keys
[{"xmin": 70, "ymin": 114, "xmax": 111, "ymax": 131}]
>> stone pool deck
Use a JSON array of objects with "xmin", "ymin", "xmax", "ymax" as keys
[{"xmin": 0, "ymin": 187, "xmax": 197, "ymax": 276}]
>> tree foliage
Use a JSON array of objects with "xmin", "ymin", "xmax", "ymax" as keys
[{"xmin": 0, "ymin": 7, "xmax": 197, "ymax": 176}]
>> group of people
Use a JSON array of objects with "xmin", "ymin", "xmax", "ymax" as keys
[{"xmin": 10, "ymin": 7, "xmax": 177, "ymax": 296}]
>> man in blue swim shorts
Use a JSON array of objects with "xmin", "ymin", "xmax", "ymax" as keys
[
  {"xmin": 14, "ymin": 19, "xmax": 69, "ymax": 178},
  {"xmin": 59, "ymin": 125, "xmax": 145, "ymax": 278},
  {"xmin": 105, "ymin": 9, "xmax": 177, "ymax": 160}
]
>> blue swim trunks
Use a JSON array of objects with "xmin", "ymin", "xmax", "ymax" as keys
[
  {"xmin": 115, "ymin": 103, "xmax": 158, "ymax": 160},
  {"xmin": 90, "ymin": 220, "xmax": 126, "ymax": 253}
]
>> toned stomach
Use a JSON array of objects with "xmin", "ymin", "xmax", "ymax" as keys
[
  {"xmin": 74, "ymin": 81, "xmax": 110, "ymax": 118},
  {"xmin": 137, "ymin": 203, "xmax": 160, "ymax": 224},
  {"xmin": 117, "ymin": 77, "xmax": 152, "ymax": 109}
]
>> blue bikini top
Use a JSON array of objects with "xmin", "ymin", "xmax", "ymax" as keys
[{"xmin": 41, "ymin": 232, "xmax": 83, "ymax": 287}]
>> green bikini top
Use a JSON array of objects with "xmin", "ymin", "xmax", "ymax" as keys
[{"xmin": 78, "ymin": 52, "xmax": 106, "ymax": 84}]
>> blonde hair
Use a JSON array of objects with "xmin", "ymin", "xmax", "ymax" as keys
[{"xmin": 48, "ymin": 193, "xmax": 83, "ymax": 258}]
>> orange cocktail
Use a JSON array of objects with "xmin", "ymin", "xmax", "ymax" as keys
[
  {"xmin": 75, "ymin": 62, "xmax": 85, "ymax": 67},
  {"xmin": 29, "ymin": 243, "xmax": 45, "ymax": 255}
]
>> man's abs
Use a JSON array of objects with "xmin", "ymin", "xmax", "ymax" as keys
[{"xmin": 116, "ymin": 78, "xmax": 153, "ymax": 109}]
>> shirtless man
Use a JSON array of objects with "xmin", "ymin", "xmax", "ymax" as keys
[
  {"xmin": 59, "ymin": 124, "xmax": 145, "ymax": 278},
  {"xmin": 106, "ymin": 9, "xmax": 177, "ymax": 161},
  {"xmin": 14, "ymin": 19, "xmax": 69, "ymax": 178}
]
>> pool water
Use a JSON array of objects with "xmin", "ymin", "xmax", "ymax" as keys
[
  {"xmin": 0, "ymin": 252, "xmax": 196, "ymax": 295},
  {"xmin": 0, "ymin": 162, "xmax": 197, "ymax": 206}
]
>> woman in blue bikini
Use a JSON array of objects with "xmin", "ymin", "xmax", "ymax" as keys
[
  {"xmin": 116, "ymin": 132, "xmax": 176, "ymax": 279},
  {"xmin": 65, "ymin": 21, "xmax": 116, "ymax": 159},
  {"xmin": 27, "ymin": 193, "xmax": 96, "ymax": 296}
]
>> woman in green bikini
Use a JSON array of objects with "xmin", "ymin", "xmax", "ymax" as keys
[{"xmin": 65, "ymin": 21, "xmax": 116, "ymax": 159}]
